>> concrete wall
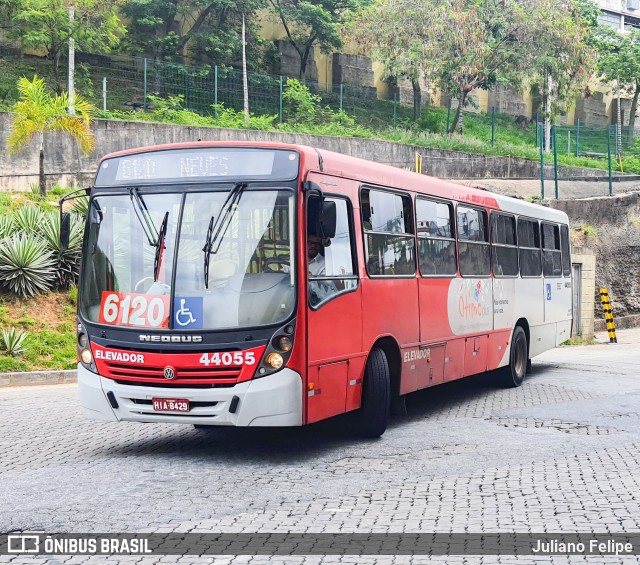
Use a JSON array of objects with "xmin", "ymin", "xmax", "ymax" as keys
[
  {"xmin": 549, "ymin": 193, "xmax": 640, "ymax": 330},
  {"xmin": 0, "ymin": 112, "xmax": 613, "ymax": 192},
  {"xmin": 572, "ymin": 248, "xmax": 596, "ymax": 339}
]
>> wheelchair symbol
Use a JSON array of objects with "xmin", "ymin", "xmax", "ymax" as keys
[{"xmin": 175, "ymin": 299, "xmax": 197, "ymax": 326}]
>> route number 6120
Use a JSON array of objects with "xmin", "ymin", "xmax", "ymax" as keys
[{"xmin": 199, "ymin": 351, "xmax": 256, "ymax": 366}]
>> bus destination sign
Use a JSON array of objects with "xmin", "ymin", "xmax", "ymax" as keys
[{"xmin": 95, "ymin": 148, "xmax": 299, "ymax": 186}]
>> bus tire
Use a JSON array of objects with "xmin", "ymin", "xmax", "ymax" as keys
[
  {"xmin": 499, "ymin": 326, "xmax": 528, "ymax": 388},
  {"xmin": 357, "ymin": 347, "xmax": 390, "ymax": 438}
]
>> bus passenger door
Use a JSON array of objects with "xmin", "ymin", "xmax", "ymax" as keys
[{"xmin": 306, "ymin": 196, "xmax": 362, "ymax": 424}]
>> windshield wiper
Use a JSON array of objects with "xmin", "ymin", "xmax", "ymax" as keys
[
  {"xmin": 128, "ymin": 187, "xmax": 169, "ymax": 282},
  {"xmin": 129, "ymin": 187, "xmax": 159, "ymax": 246},
  {"xmin": 153, "ymin": 212, "xmax": 169, "ymax": 282},
  {"xmin": 202, "ymin": 182, "xmax": 247, "ymax": 289}
]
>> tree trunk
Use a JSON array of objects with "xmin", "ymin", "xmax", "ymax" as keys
[
  {"xmin": 449, "ymin": 90, "xmax": 467, "ymax": 136},
  {"xmin": 39, "ymin": 134, "xmax": 46, "ymax": 198},
  {"xmin": 628, "ymin": 81, "xmax": 639, "ymax": 136},
  {"xmin": 411, "ymin": 77, "xmax": 421, "ymax": 122},
  {"xmin": 299, "ymin": 45, "xmax": 312, "ymax": 79}
]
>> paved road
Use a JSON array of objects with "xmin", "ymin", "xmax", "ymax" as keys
[{"xmin": 1, "ymin": 331, "xmax": 640, "ymax": 564}]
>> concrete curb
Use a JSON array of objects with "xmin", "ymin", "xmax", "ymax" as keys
[{"xmin": 0, "ymin": 369, "xmax": 77, "ymax": 388}]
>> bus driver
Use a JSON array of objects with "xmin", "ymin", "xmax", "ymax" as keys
[{"xmin": 307, "ymin": 235, "xmax": 326, "ymax": 276}]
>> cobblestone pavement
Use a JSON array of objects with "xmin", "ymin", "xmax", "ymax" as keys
[{"xmin": 1, "ymin": 330, "xmax": 640, "ymax": 564}]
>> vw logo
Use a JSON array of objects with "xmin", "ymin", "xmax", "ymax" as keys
[{"xmin": 163, "ymin": 366, "xmax": 176, "ymax": 380}]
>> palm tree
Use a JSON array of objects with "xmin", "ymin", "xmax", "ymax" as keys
[{"xmin": 7, "ymin": 76, "xmax": 96, "ymax": 198}]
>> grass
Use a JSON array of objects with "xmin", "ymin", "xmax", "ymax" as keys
[
  {"xmin": 0, "ymin": 292, "xmax": 77, "ymax": 373},
  {"xmin": 561, "ymin": 336, "xmax": 598, "ymax": 346},
  {"xmin": 0, "ymin": 194, "xmax": 80, "ymax": 373}
]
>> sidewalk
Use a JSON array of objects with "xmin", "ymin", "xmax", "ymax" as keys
[{"xmin": 594, "ymin": 326, "xmax": 640, "ymax": 346}]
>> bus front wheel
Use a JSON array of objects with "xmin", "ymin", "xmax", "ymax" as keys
[
  {"xmin": 357, "ymin": 347, "xmax": 390, "ymax": 438},
  {"xmin": 499, "ymin": 326, "xmax": 528, "ymax": 388}
]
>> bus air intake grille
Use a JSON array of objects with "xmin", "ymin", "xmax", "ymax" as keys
[{"xmin": 102, "ymin": 361, "xmax": 242, "ymax": 386}]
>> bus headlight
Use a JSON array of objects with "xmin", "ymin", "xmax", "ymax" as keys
[
  {"xmin": 80, "ymin": 348, "xmax": 94, "ymax": 365},
  {"xmin": 275, "ymin": 336, "xmax": 292, "ymax": 352},
  {"xmin": 77, "ymin": 319, "xmax": 98, "ymax": 374},
  {"xmin": 256, "ymin": 321, "xmax": 296, "ymax": 378},
  {"xmin": 266, "ymin": 352, "xmax": 284, "ymax": 369}
]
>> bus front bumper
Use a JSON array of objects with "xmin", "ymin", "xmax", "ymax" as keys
[{"xmin": 77, "ymin": 364, "xmax": 303, "ymax": 427}]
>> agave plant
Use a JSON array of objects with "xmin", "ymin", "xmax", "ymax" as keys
[
  {"xmin": 0, "ymin": 233, "xmax": 56, "ymax": 296},
  {"xmin": 1, "ymin": 327, "xmax": 28, "ymax": 356},
  {"xmin": 39, "ymin": 211, "xmax": 84, "ymax": 286},
  {"xmin": 71, "ymin": 196, "xmax": 89, "ymax": 218},
  {"xmin": 14, "ymin": 205, "xmax": 45, "ymax": 234},
  {"xmin": 0, "ymin": 214, "xmax": 15, "ymax": 238}
]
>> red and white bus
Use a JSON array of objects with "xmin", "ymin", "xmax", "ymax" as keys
[{"xmin": 66, "ymin": 141, "xmax": 572, "ymax": 437}]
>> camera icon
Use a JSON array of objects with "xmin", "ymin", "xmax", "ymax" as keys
[{"xmin": 7, "ymin": 534, "xmax": 40, "ymax": 553}]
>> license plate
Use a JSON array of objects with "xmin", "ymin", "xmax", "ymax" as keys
[{"xmin": 151, "ymin": 398, "xmax": 190, "ymax": 412}]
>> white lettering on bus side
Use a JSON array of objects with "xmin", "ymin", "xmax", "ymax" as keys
[
  {"xmin": 403, "ymin": 349, "xmax": 431, "ymax": 363},
  {"xmin": 95, "ymin": 350, "xmax": 145, "ymax": 364}
]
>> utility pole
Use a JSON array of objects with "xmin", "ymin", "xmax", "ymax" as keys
[
  {"xmin": 544, "ymin": 72, "xmax": 552, "ymax": 153},
  {"xmin": 68, "ymin": 2, "xmax": 75, "ymax": 115},
  {"xmin": 242, "ymin": 14, "xmax": 249, "ymax": 125}
]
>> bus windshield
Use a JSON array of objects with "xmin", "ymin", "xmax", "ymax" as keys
[{"xmin": 79, "ymin": 188, "xmax": 296, "ymax": 331}]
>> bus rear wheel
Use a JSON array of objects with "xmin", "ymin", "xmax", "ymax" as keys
[
  {"xmin": 499, "ymin": 326, "xmax": 528, "ymax": 388},
  {"xmin": 357, "ymin": 347, "xmax": 390, "ymax": 438}
]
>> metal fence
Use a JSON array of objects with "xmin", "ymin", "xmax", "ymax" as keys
[{"xmin": 538, "ymin": 124, "xmax": 640, "ymax": 200}]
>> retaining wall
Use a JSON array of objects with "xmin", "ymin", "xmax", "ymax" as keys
[{"xmin": 0, "ymin": 112, "xmax": 610, "ymax": 191}]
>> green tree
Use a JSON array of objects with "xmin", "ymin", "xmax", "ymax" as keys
[
  {"xmin": 526, "ymin": 0, "xmax": 596, "ymax": 150},
  {"xmin": 430, "ymin": 0, "xmax": 539, "ymax": 136},
  {"xmin": 269, "ymin": 0, "xmax": 369, "ymax": 79},
  {"xmin": 7, "ymin": 76, "xmax": 96, "ymax": 198},
  {"xmin": 352, "ymin": 0, "xmax": 539, "ymax": 134},
  {"xmin": 349, "ymin": 0, "xmax": 439, "ymax": 122},
  {"xmin": 121, "ymin": 0, "xmax": 266, "ymax": 67},
  {"xmin": 596, "ymin": 26, "xmax": 640, "ymax": 132},
  {"xmin": 6, "ymin": 0, "xmax": 125, "ymax": 88}
]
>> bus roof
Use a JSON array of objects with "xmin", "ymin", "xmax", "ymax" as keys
[{"xmin": 98, "ymin": 141, "xmax": 568, "ymax": 224}]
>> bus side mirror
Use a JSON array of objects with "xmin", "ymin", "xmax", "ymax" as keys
[
  {"xmin": 319, "ymin": 200, "xmax": 336, "ymax": 239},
  {"xmin": 60, "ymin": 212, "xmax": 71, "ymax": 251}
]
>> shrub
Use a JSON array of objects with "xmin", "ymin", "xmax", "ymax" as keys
[
  {"xmin": 71, "ymin": 196, "xmax": 89, "ymax": 218},
  {"xmin": 0, "ymin": 215, "xmax": 15, "ymax": 238},
  {"xmin": 0, "ymin": 232, "xmax": 56, "ymax": 296},
  {"xmin": 282, "ymin": 79, "xmax": 323, "ymax": 125},
  {"xmin": 1, "ymin": 327, "xmax": 28, "ymax": 356},
  {"xmin": 0, "ymin": 193, "xmax": 12, "ymax": 209},
  {"xmin": 39, "ymin": 212, "xmax": 84, "ymax": 286},
  {"xmin": 211, "ymin": 104, "xmax": 276, "ymax": 130},
  {"xmin": 14, "ymin": 205, "xmax": 45, "ymax": 234}
]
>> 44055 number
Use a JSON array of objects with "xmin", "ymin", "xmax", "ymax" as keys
[{"xmin": 199, "ymin": 351, "xmax": 256, "ymax": 366}]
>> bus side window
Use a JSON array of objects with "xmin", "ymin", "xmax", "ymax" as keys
[
  {"xmin": 416, "ymin": 197, "xmax": 457, "ymax": 277},
  {"xmin": 542, "ymin": 223, "xmax": 562, "ymax": 277},
  {"xmin": 491, "ymin": 213, "xmax": 518, "ymax": 277},
  {"xmin": 308, "ymin": 197, "xmax": 358, "ymax": 308},
  {"xmin": 518, "ymin": 218, "xmax": 542, "ymax": 277},
  {"xmin": 560, "ymin": 224, "xmax": 571, "ymax": 277},
  {"xmin": 361, "ymin": 187, "xmax": 415, "ymax": 277},
  {"xmin": 457, "ymin": 205, "xmax": 490, "ymax": 277}
]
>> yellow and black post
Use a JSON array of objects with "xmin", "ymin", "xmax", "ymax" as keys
[{"xmin": 599, "ymin": 288, "xmax": 617, "ymax": 343}]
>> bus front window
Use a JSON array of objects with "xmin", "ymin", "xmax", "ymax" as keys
[
  {"xmin": 80, "ymin": 189, "xmax": 295, "ymax": 331},
  {"xmin": 174, "ymin": 189, "xmax": 295, "ymax": 330},
  {"xmin": 80, "ymin": 192, "xmax": 182, "ymax": 327}
]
